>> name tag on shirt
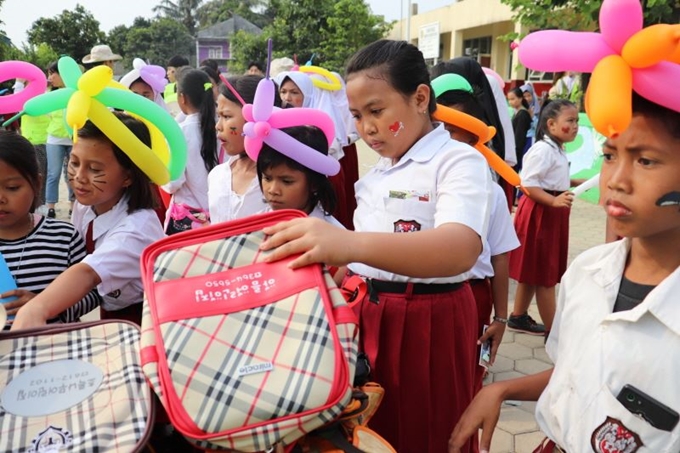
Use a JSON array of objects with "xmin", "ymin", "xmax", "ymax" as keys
[{"xmin": 388, "ymin": 190, "xmax": 430, "ymax": 202}]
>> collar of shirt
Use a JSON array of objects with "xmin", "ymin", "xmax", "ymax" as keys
[
  {"xmin": 82, "ymin": 195, "xmax": 130, "ymax": 243},
  {"xmin": 374, "ymin": 123, "xmax": 450, "ymax": 172},
  {"xmin": 542, "ymin": 136, "xmax": 564, "ymax": 153},
  {"xmin": 584, "ymin": 238, "xmax": 680, "ymax": 336}
]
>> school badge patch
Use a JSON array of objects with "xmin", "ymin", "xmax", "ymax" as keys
[
  {"xmin": 591, "ymin": 416, "xmax": 642, "ymax": 453},
  {"xmin": 393, "ymin": 219, "xmax": 421, "ymax": 233}
]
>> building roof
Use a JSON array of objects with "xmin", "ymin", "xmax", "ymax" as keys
[{"xmin": 197, "ymin": 14, "xmax": 262, "ymax": 39}]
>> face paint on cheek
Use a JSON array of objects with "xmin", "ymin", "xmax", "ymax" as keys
[
  {"xmin": 561, "ymin": 126, "xmax": 570, "ymax": 134},
  {"xmin": 656, "ymin": 191, "xmax": 680, "ymax": 209},
  {"xmin": 389, "ymin": 121, "xmax": 404, "ymax": 137},
  {"xmin": 229, "ymin": 127, "xmax": 238, "ymax": 136}
]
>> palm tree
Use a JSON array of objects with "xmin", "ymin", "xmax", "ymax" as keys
[{"xmin": 153, "ymin": 0, "xmax": 204, "ymax": 35}]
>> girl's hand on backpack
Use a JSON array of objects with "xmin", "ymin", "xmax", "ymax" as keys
[
  {"xmin": 1, "ymin": 289, "xmax": 37, "ymax": 317},
  {"xmin": 551, "ymin": 191, "xmax": 574, "ymax": 208},
  {"xmin": 261, "ymin": 218, "xmax": 354, "ymax": 269}
]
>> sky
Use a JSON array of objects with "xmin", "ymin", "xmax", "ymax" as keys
[{"xmin": 2, "ymin": 0, "xmax": 453, "ymax": 47}]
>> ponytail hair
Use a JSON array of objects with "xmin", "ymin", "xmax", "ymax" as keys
[
  {"xmin": 536, "ymin": 99, "xmax": 576, "ymax": 142},
  {"xmin": 176, "ymin": 68, "xmax": 218, "ymax": 172}
]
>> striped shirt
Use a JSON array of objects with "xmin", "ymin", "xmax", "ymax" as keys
[{"xmin": 0, "ymin": 216, "xmax": 101, "ymax": 325}]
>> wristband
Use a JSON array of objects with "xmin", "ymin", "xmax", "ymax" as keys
[{"xmin": 493, "ymin": 316, "xmax": 508, "ymax": 324}]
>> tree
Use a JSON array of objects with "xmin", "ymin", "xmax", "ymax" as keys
[
  {"xmin": 501, "ymin": 0, "xmax": 680, "ymax": 35},
  {"xmin": 26, "ymin": 4, "xmax": 105, "ymax": 60},
  {"xmin": 112, "ymin": 17, "xmax": 194, "ymax": 67},
  {"xmin": 107, "ymin": 18, "xmax": 154, "ymax": 67},
  {"xmin": 153, "ymin": 0, "xmax": 204, "ymax": 35},
  {"xmin": 230, "ymin": 0, "xmax": 391, "ymax": 74},
  {"xmin": 19, "ymin": 43, "xmax": 59, "ymax": 69},
  {"xmin": 196, "ymin": 0, "xmax": 270, "ymax": 29}
]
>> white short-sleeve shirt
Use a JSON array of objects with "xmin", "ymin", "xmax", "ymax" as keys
[
  {"xmin": 520, "ymin": 137, "xmax": 570, "ymax": 190},
  {"xmin": 348, "ymin": 124, "xmax": 492, "ymax": 283},
  {"xmin": 72, "ymin": 198, "xmax": 165, "ymax": 311},
  {"xmin": 207, "ymin": 156, "xmax": 268, "ymax": 224},
  {"xmin": 468, "ymin": 183, "xmax": 519, "ymax": 279},
  {"xmin": 536, "ymin": 239, "xmax": 680, "ymax": 452},
  {"xmin": 161, "ymin": 113, "xmax": 210, "ymax": 211}
]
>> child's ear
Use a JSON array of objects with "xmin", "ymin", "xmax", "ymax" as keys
[
  {"xmin": 414, "ymin": 83, "xmax": 431, "ymax": 113},
  {"xmin": 123, "ymin": 170, "xmax": 133, "ymax": 189}
]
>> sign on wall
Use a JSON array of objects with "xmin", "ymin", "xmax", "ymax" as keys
[{"xmin": 419, "ymin": 22, "xmax": 440, "ymax": 60}]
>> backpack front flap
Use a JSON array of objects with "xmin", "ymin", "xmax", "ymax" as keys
[
  {"xmin": 140, "ymin": 210, "xmax": 357, "ymax": 452},
  {"xmin": 0, "ymin": 321, "xmax": 153, "ymax": 453}
]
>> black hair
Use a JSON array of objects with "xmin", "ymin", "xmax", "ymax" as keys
[
  {"xmin": 509, "ymin": 87, "xmax": 530, "ymax": 110},
  {"xmin": 77, "ymin": 112, "xmax": 157, "ymax": 213},
  {"xmin": 436, "ymin": 90, "xmax": 487, "ymax": 123},
  {"xmin": 256, "ymin": 126, "xmax": 337, "ymax": 216},
  {"xmin": 248, "ymin": 61, "xmax": 263, "ymax": 71},
  {"xmin": 431, "ymin": 58, "xmax": 506, "ymax": 158},
  {"xmin": 200, "ymin": 58, "xmax": 219, "ymax": 72},
  {"xmin": 631, "ymin": 92, "xmax": 680, "ymax": 140},
  {"xmin": 345, "ymin": 39, "xmax": 437, "ymax": 114},
  {"xmin": 46, "ymin": 61, "xmax": 59, "ymax": 74},
  {"xmin": 167, "ymin": 55, "xmax": 189, "ymax": 68},
  {"xmin": 199, "ymin": 65, "xmax": 220, "ymax": 86},
  {"xmin": 175, "ymin": 68, "xmax": 219, "ymax": 172},
  {"xmin": 0, "ymin": 131, "xmax": 41, "ymax": 211},
  {"xmin": 536, "ymin": 99, "xmax": 576, "ymax": 143},
  {"xmin": 219, "ymin": 75, "xmax": 282, "ymax": 107}
]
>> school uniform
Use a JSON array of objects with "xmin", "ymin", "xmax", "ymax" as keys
[
  {"xmin": 537, "ymin": 239, "xmax": 680, "ymax": 452},
  {"xmin": 162, "ymin": 113, "xmax": 211, "ymax": 234},
  {"xmin": 348, "ymin": 124, "xmax": 492, "ymax": 453},
  {"xmin": 509, "ymin": 137, "xmax": 570, "ymax": 287},
  {"xmin": 207, "ymin": 156, "xmax": 268, "ymax": 224},
  {"xmin": 72, "ymin": 196, "xmax": 164, "ymax": 324},
  {"xmin": 468, "ymin": 184, "xmax": 519, "ymax": 389}
]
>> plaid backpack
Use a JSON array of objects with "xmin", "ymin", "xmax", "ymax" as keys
[{"xmin": 139, "ymin": 210, "xmax": 358, "ymax": 452}]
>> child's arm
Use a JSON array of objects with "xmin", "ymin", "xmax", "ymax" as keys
[
  {"xmin": 525, "ymin": 186, "xmax": 574, "ymax": 208},
  {"xmin": 262, "ymin": 219, "xmax": 482, "ymax": 278},
  {"xmin": 11, "ymin": 263, "xmax": 101, "ymax": 330},
  {"xmin": 478, "ymin": 253, "xmax": 510, "ymax": 364},
  {"xmin": 448, "ymin": 368, "xmax": 553, "ymax": 453}
]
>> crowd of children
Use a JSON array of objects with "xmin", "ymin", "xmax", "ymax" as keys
[{"xmin": 2, "ymin": 16, "xmax": 679, "ymax": 450}]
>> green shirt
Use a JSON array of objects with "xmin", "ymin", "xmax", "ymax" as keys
[{"xmin": 21, "ymin": 114, "xmax": 50, "ymax": 144}]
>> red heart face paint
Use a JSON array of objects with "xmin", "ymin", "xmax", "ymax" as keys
[
  {"xmin": 389, "ymin": 121, "xmax": 404, "ymax": 137},
  {"xmin": 561, "ymin": 126, "xmax": 570, "ymax": 134}
]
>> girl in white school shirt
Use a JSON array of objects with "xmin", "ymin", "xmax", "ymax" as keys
[
  {"xmin": 12, "ymin": 114, "xmax": 164, "ymax": 329},
  {"xmin": 507, "ymin": 99, "xmax": 582, "ymax": 337},
  {"xmin": 208, "ymin": 75, "xmax": 275, "ymax": 224},
  {"xmin": 450, "ymin": 92, "xmax": 680, "ymax": 453},
  {"xmin": 260, "ymin": 39, "xmax": 492, "ymax": 453}
]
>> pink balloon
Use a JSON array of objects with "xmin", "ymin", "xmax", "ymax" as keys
[
  {"xmin": 519, "ymin": 31, "xmax": 614, "ymax": 72},
  {"xmin": 599, "ymin": 0, "xmax": 643, "ymax": 53},
  {"xmin": 0, "ymin": 61, "xmax": 47, "ymax": 114},
  {"xmin": 633, "ymin": 62, "xmax": 680, "ymax": 114},
  {"xmin": 269, "ymin": 108, "xmax": 335, "ymax": 147},
  {"xmin": 252, "ymin": 78, "xmax": 275, "ymax": 122},
  {"xmin": 482, "ymin": 67, "xmax": 504, "ymax": 91}
]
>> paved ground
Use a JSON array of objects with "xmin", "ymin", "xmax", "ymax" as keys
[{"xmin": 354, "ymin": 140, "xmax": 607, "ymax": 452}]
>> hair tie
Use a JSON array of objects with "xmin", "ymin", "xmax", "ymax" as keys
[{"xmin": 204, "ymin": 82, "xmax": 212, "ymax": 91}]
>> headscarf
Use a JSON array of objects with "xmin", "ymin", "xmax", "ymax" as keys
[
  {"xmin": 120, "ymin": 58, "xmax": 169, "ymax": 111},
  {"xmin": 273, "ymin": 71, "xmax": 314, "ymax": 108},
  {"xmin": 431, "ymin": 58, "xmax": 506, "ymax": 159},
  {"xmin": 520, "ymin": 82, "xmax": 541, "ymax": 116}
]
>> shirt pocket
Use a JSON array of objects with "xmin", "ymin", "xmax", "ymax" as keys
[
  {"xmin": 382, "ymin": 197, "xmax": 435, "ymax": 233},
  {"xmin": 575, "ymin": 384, "xmax": 679, "ymax": 452}
]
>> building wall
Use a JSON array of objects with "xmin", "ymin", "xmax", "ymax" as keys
[
  {"xmin": 197, "ymin": 39, "xmax": 231, "ymax": 63},
  {"xmin": 387, "ymin": 0, "xmax": 527, "ymax": 81}
]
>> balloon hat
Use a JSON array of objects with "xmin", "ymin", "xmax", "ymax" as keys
[
  {"xmin": 222, "ymin": 39, "xmax": 340, "ymax": 176},
  {"xmin": 288, "ymin": 52, "xmax": 342, "ymax": 91},
  {"xmin": 431, "ymin": 73, "xmax": 526, "ymax": 193},
  {"xmin": 119, "ymin": 58, "xmax": 168, "ymax": 94},
  {"xmin": 518, "ymin": 0, "xmax": 680, "ymax": 137},
  {"xmin": 0, "ymin": 61, "xmax": 47, "ymax": 116},
  {"xmin": 19, "ymin": 56, "xmax": 186, "ymax": 185}
]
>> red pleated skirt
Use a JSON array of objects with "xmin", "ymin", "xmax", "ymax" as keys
[
  {"xmin": 341, "ymin": 143, "xmax": 359, "ymax": 229},
  {"xmin": 470, "ymin": 278, "xmax": 492, "ymax": 393},
  {"xmin": 509, "ymin": 196, "xmax": 570, "ymax": 286},
  {"xmin": 354, "ymin": 283, "xmax": 478, "ymax": 453}
]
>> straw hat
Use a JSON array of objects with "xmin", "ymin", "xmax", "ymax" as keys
[{"xmin": 82, "ymin": 45, "xmax": 122, "ymax": 64}]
